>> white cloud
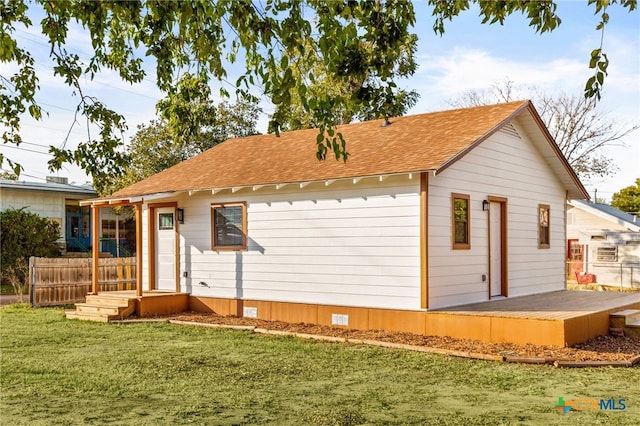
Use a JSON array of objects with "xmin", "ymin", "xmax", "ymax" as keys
[
  {"xmin": 409, "ymin": 47, "xmax": 592, "ymax": 111},
  {"xmin": 406, "ymin": 44, "xmax": 639, "ymax": 201}
]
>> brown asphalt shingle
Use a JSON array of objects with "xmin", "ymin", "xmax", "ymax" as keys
[{"xmin": 112, "ymin": 101, "xmax": 530, "ymax": 198}]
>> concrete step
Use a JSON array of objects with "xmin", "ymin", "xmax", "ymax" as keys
[{"xmin": 609, "ymin": 309, "xmax": 640, "ymax": 328}]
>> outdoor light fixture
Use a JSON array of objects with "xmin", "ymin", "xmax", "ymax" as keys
[
  {"xmin": 482, "ymin": 200, "xmax": 489, "ymax": 211},
  {"xmin": 177, "ymin": 208, "xmax": 184, "ymax": 223}
]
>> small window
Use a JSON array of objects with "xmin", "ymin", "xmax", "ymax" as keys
[
  {"xmin": 568, "ymin": 240, "xmax": 583, "ymax": 261},
  {"xmin": 211, "ymin": 203, "xmax": 247, "ymax": 250},
  {"xmin": 158, "ymin": 213, "xmax": 174, "ymax": 230},
  {"xmin": 596, "ymin": 247, "xmax": 617, "ymax": 262},
  {"xmin": 538, "ymin": 205, "xmax": 550, "ymax": 249},
  {"xmin": 452, "ymin": 193, "xmax": 470, "ymax": 249}
]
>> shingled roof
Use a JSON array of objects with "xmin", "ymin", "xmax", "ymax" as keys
[{"xmin": 107, "ymin": 100, "xmax": 587, "ymax": 200}]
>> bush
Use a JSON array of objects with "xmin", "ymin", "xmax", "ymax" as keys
[{"xmin": 0, "ymin": 208, "xmax": 62, "ymax": 287}]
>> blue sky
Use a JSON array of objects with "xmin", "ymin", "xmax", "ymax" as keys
[{"xmin": 2, "ymin": 1, "xmax": 638, "ymax": 201}]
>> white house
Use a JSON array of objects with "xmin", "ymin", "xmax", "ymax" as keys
[
  {"xmin": 567, "ymin": 200, "xmax": 640, "ymax": 287},
  {"xmin": 84, "ymin": 101, "xmax": 589, "ymax": 330},
  {"xmin": 0, "ymin": 177, "xmax": 133, "ymax": 256}
]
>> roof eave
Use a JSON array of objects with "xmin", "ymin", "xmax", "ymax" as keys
[
  {"xmin": 435, "ymin": 101, "xmax": 589, "ymax": 200},
  {"xmin": 524, "ymin": 103, "xmax": 590, "ymax": 200},
  {"xmin": 94, "ymin": 171, "xmax": 435, "ymax": 202},
  {"xmin": 568, "ymin": 200, "xmax": 640, "ymax": 232}
]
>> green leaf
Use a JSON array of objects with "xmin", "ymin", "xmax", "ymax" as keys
[{"xmin": 585, "ymin": 76, "xmax": 596, "ymax": 90}]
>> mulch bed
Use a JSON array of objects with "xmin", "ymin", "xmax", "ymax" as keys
[{"xmin": 139, "ymin": 311, "xmax": 640, "ymax": 366}]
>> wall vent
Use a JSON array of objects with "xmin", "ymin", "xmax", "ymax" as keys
[
  {"xmin": 331, "ymin": 314, "xmax": 349, "ymax": 326},
  {"xmin": 46, "ymin": 176, "xmax": 69, "ymax": 184},
  {"xmin": 243, "ymin": 307, "xmax": 258, "ymax": 318},
  {"xmin": 500, "ymin": 123, "xmax": 521, "ymax": 139}
]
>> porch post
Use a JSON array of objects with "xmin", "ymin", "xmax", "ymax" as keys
[
  {"xmin": 135, "ymin": 203, "xmax": 143, "ymax": 297},
  {"xmin": 91, "ymin": 204, "xmax": 100, "ymax": 295}
]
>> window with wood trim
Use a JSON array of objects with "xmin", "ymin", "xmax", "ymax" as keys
[
  {"xmin": 452, "ymin": 193, "xmax": 470, "ymax": 249},
  {"xmin": 211, "ymin": 203, "xmax": 247, "ymax": 250},
  {"xmin": 538, "ymin": 204, "xmax": 550, "ymax": 249}
]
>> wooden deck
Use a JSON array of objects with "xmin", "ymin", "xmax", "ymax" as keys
[
  {"xmin": 97, "ymin": 290, "xmax": 640, "ymax": 347},
  {"xmin": 435, "ymin": 290, "xmax": 640, "ymax": 319},
  {"xmin": 427, "ymin": 290, "xmax": 640, "ymax": 346}
]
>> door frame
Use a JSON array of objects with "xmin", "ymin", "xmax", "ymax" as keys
[
  {"xmin": 487, "ymin": 196, "xmax": 508, "ymax": 298},
  {"xmin": 148, "ymin": 202, "xmax": 179, "ymax": 292}
]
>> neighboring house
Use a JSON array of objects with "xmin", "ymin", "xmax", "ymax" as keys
[
  {"xmin": 0, "ymin": 177, "xmax": 132, "ymax": 256},
  {"xmin": 567, "ymin": 200, "xmax": 640, "ymax": 287},
  {"xmin": 86, "ymin": 101, "xmax": 589, "ymax": 329}
]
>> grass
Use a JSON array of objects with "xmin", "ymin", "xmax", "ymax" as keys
[
  {"xmin": 0, "ymin": 284, "xmax": 26, "ymax": 295},
  {"xmin": 1, "ymin": 305, "xmax": 639, "ymax": 425}
]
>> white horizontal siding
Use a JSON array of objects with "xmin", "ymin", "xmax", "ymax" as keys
[
  {"xmin": 428, "ymin": 126, "xmax": 567, "ymax": 308},
  {"xmin": 1, "ymin": 189, "xmax": 65, "ymax": 240},
  {"xmin": 567, "ymin": 206, "xmax": 630, "ymax": 241},
  {"xmin": 173, "ymin": 176, "xmax": 422, "ymax": 310}
]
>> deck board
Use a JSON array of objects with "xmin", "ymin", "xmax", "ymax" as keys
[
  {"xmin": 433, "ymin": 290, "xmax": 640, "ymax": 320},
  {"xmin": 427, "ymin": 290, "xmax": 640, "ymax": 346}
]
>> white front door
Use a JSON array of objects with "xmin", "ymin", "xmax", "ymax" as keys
[
  {"xmin": 489, "ymin": 201, "xmax": 503, "ymax": 298},
  {"xmin": 155, "ymin": 207, "xmax": 176, "ymax": 292}
]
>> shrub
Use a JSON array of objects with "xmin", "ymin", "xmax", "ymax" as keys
[{"xmin": 0, "ymin": 208, "xmax": 62, "ymax": 287}]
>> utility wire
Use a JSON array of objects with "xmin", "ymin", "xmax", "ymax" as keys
[{"xmin": 1, "ymin": 145, "xmax": 52, "ymax": 156}]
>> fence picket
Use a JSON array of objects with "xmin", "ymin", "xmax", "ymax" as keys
[{"xmin": 28, "ymin": 257, "xmax": 137, "ymax": 307}]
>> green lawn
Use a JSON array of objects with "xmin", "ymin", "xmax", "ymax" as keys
[
  {"xmin": 0, "ymin": 284, "xmax": 24, "ymax": 295},
  {"xmin": 1, "ymin": 305, "xmax": 638, "ymax": 425}
]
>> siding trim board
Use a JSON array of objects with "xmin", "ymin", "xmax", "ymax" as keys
[{"xmin": 420, "ymin": 172, "xmax": 429, "ymax": 309}]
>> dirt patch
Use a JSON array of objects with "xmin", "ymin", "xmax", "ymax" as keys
[{"xmin": 154, "ymin": 311, "xmax": 640, "ymax": 363}]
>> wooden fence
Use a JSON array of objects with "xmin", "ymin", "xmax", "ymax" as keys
[{"xmin": 29, "ymin": 257, "xmax": 137, "ymax": 307}]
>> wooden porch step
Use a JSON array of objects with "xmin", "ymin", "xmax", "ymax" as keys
[
  {"xmin": 65, "ymin": 294, "xmax": 136, "ymax": 322},
  {"xmin": 609, "ymin": 310, "xmax": 640, "ymax": 338},
  {"xmin": 64, "ymin": 310, "xmax": 111, "ymax": 323},
  {"xmin": 85, "ymin": 294, "xmax": 134, "ymax": 306},
  {"xmin": 75, "ymin": 303, "xmax": 122, "ymax": 316}
]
